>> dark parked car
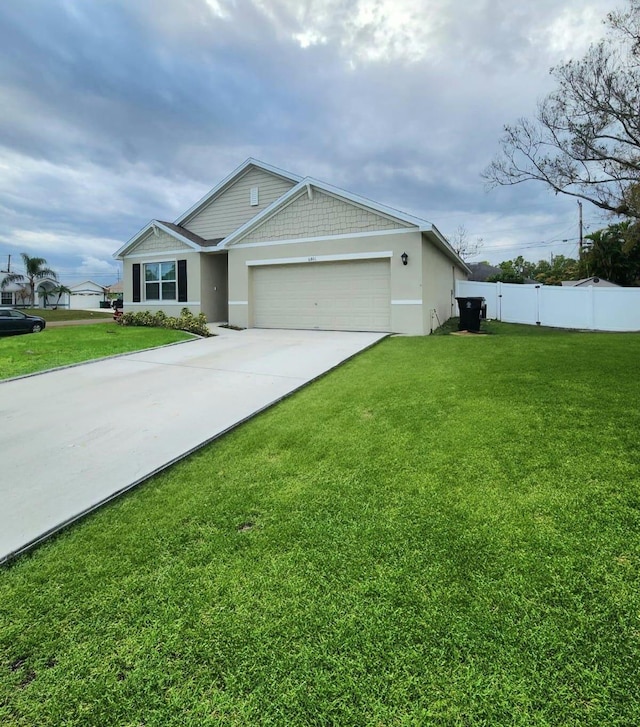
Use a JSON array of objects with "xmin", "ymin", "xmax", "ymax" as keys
[{"xmin": 0, "ymin": 308, "xmax": 46, "ymax": 335}]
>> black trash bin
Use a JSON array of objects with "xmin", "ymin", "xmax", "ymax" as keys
[{"xmin": 455, "ymin": 296, "xmax": 485, "ymax": 332}]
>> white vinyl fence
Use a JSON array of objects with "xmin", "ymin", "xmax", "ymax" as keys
[{"xmin": 455, "ymin": 280, "xmax": 640, "ymax": 332}]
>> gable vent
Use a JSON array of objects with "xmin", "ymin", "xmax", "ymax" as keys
[{"xmin": 250, "ymin": 186, "xmax": 259, "ymax": 206}]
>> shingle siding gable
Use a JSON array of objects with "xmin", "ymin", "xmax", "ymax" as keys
[
  {"xmin": 237, "ymin": 190, "xmax": 411, "ymax": 244},
  {"xmin": 132, "ymin": 229, "xmax": 192, "ymax": 254},
  {"xmin": 183, "ymin": 167, "xmax": 296, "ymax": 239}
]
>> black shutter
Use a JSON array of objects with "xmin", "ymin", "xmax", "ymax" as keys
[
  {"xmin": 132, "ymin": 263, "xmax": 141, "ymax": 302},
  {"xmin": 177, "ymin": 259, "xmax": 187, "ymax": 302}
]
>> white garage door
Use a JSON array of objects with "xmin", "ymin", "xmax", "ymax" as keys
[
  {"xmin": 70, "ymin": 294, "xmax": 102, "ymax": 310},
  {"xmin": 251, "ymin": 259, "xmax": 391, "ymax": 331}
]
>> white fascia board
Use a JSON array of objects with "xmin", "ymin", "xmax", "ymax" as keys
[
  {"xmin": 246, "ymin": 251, "xmax": 393, "ymax": 267},
  {"xmin": 302, "ymin": 177, "xmax": 429, "ymax": 228},
  {"xmin": 113, "ymin": 220, "xmax": 156, "ymax": 259},
  {"xmin": 113, "ymin": 220, "xmax": 201, "ymax": 260},
  {"xmin": 174, "ymin": 158, "xmax": 303, "ymax": 225},
  {"xmin": 153, "ymin": 221, "xmax": 202, "ymax": 251}
]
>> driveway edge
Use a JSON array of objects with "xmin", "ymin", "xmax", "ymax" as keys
[{"xmin": 1, "ymin": 333, "xmax": 387, "ymax": 566}]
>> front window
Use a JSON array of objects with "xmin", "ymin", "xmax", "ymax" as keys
[
  {"xmin": 1, "ymin": 292, "xmax": 12, "ymax": 305},
  {"xmin": 145, "ymin": 262, "xmax": 176, "ymax": 301}
]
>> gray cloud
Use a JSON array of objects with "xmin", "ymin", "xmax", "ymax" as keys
[{"xmin": 0, "ymin": 0, "xmax": 621, "ymax": 282}]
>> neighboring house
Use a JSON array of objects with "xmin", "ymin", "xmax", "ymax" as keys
[
  {"xmin": 114, "ymin": 159, "xmax": 470, "ymax": 335},
  {"xmin": 0, "ymin": 281, "xmax": 24, "ymax": 306},
  {"xmin": 107, "ymin": 281, "xmax": 123, "ymax": 299},
  {"xmin": 67, "ymin": 280, "xmax": 108, "ymax": 309},
  {"xmin": 1, "ymin": 279, "xmax": 57, "ymax": 307},
  {"xmin": 468, "ymin": 262, "xmax": 502, "ymax": 282},
  {"xmin": 561, "ymin": 277, "xmax": 621, "ymax": 288}
]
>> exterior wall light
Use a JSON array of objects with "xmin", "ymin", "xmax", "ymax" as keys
[{"xmin": 401, "ymin": 252, "xmax": 408, "ymax": 266}]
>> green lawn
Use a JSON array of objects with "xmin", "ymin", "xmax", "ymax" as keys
[
  {"xmin": 19, "ymin": 308, "xmax": 114, "ymax": 321},
  {"xmin": 0, "ymin": 324, "xmax": 194, "ymax": 379},
  {"xmin": 1, "ymin": 324, "xmax": 640, "ymax": 725}
]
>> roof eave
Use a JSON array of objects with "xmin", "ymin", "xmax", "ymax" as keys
[
  {"xmin": 113, "ymin": 220, "xmax": 203, "ymax": 260},
  {"xmin": 420, "ymin": 225, "xmax": 471, "ymax": 274}
]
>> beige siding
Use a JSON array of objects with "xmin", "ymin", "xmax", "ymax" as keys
[
  {"xmin": 130, "ymin": 229, "xmax": 192, "ymax": 255},
  {"xmin": 200, "ymin": 254, "xmax": 228, "ymax": 322},
  {"xmin": 228, "ymin": 230, "xmax": 426, "ymax": 335},
  {"xmin": 421, "ymin": 235, "xmax": 467, "ymax": 333},
  {"xmin": 183, "ymin": 167, "xmax": 295, "ymax": 239},
  {"xmin": 238, "ymin": 190, "xmax": 409, "ymax": 244},
  {"xmin": 122, "ymin": 250, "xmax": 202, "ymax": 317}
]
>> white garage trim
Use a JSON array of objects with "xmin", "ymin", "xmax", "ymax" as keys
[
  {"xmin": 246, "ymin": 250, "xmax": 393, "ymax": 267},
  {"xmin": 251, "ymin": 259, "xmax": 391, "ymax": 332},
  {"xmin": 229, "ymin": 300, "xmax": 249, "ymax": 305},
  {"xmin": 391, "ymin": 300, "xmax": 422, "ymax": 305},
  {"xmin": 231, "ymin": 227, "xmax": 415, "ymax": 250}
]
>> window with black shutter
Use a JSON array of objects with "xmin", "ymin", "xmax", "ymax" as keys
[
  {"xmin": 177, "ymin": 259, "xmax": 187, "ymax": 302},
  {"xmin": 132, "ymin": 263, "xmax": 141, "ymax": 302}
]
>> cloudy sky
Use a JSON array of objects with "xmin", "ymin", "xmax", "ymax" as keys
[{"xmin": 0, "ymin": 0, "xmax": 624, "ymax": 284}]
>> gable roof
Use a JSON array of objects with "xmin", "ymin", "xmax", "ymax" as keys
[
  {"xmin": 221, "ymin": 177, "xmax": 424, "ymax": 247},
  {"xmin": 113, "ymin": 219, "xmax": 207, "ymax": 259},
  {"xmin": 68, "ymin": 280, "xmax": 106, "ymax": 292},
  {"xmin": 220, "ymin": 176, "xmax": 470, "ymax": 272},
  {"xmin": 113, "ymin": 160, "xmax": 469, "ymax": 272},
  {"xmin": 561, "ymin": 277, "xmax": 620, "ymax": 287},
  {"xmin": 174, "ymin": 158, "xmax": 303, "ymax": 226}
]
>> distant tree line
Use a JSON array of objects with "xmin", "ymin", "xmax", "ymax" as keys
[{"xmin": 487, "ymin": 221, "xmax": 640, "ymax": 286}]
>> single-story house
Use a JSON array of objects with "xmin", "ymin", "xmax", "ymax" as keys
[
  {"xmin": 561, "ymin": 277, "xmax": 620, "ymax": 288},
  {"xmin": 67, "ymin": 280, "xmax": 108, "ymax": 309},
  {"xmin": 114, "ymin": 159, "xmax": 470, "ymax": 335},
  {"xmin": 1, "ymin": 278, "xmax": 58, "ymax": 308}
]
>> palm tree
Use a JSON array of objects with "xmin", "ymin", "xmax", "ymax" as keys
[
  {"xmin": 0, "ymin": 253, "xmax": 58, "ymax": 306},
  {"xmin": 50, "ymin": 284, "xmax": 72, "ymax": 309}
]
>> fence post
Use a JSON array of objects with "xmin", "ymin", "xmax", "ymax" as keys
[
  {"xmin": 590, "ymin": 285, "xmax": 596, "ymax": 330},
  {"xmin": 535, "ymin": 285, "xmax": 541, "ymax": 325},
  {"xmin": 497, "ymin": 282, "xmax": 502, "ymax": 321}
]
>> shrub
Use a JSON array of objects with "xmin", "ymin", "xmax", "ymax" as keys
[{"xmin": 118, "ymin": 308, "xmax": 212, "ymax": 337}]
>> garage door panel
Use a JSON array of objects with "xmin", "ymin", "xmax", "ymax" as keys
[{"xmin": 252, "ymin": 260, "xmax": 390, "ymax": 332}]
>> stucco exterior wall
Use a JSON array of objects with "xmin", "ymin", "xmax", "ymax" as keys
[
  {"xmin": 421, "ymin": 236, "xmax": 468, "ymax": 332},
  {"xmin": 236, "ymin": 190, "xmax": 408, "ymax": 244},
  {"xmin": 200, "ymin": 253, "xmax": 228, "ymax": 322},
  {"xmin": 183, "ymin": 167, "xmax": 295, "ymax": 240},
  {"xmin": 227, "ymin": 230, "xmax": 425, "ymax": 335},
  {"xmin": 122, "ymin": 250, "xmax": 203, "ymax": 317}
]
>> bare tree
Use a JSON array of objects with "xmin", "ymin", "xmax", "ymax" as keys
[
  {"xmin": 449, "ymin": 225, "xmax": 484, "ymax": 260},
  {"xmin": 484, "ymin": 1, "xmax": 640, "ymax": 218}
]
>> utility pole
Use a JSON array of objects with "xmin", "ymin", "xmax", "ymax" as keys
[
  {"xmin": 578, "ymin": 200, "xmax": 583, "ymax": 257},
  {"xmin": 0, "ymin": 254, "xmax": 9, "ymax": 273}
]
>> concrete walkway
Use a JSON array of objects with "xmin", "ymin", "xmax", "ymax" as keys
[{"xmin": 1, "ymin": 329, "xmax": 385, "ymax": 563}]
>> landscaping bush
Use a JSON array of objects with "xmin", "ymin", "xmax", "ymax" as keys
[{"xmin": 118, "ymin": 307, "xmax": 212, "ymax": 336}]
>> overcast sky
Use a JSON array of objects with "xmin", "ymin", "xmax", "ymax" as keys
[{"xmin": 0, "ymin": 0, "xmax": 624, "ymax": 284}]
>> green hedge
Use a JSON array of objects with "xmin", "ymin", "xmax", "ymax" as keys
[{"xmin": 117, "ymin": 308, "xmax": 212, "ymax": 337}]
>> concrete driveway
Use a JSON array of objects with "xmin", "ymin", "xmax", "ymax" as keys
[{"xmin": 1, "ymin": 328, "xmax": 385, "ymax": 563}]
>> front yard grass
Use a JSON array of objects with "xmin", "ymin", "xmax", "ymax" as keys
[
  {"xmin": 0, "ymin": 324, "xmax": 194, "ymax": 379},
  {"xmin": 19, "ymin": 308, "xmax": 114, "ymax": 321},
  {"xmin": 1, "ymin": 325, "xmax": 640, "ymax": 725}
]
